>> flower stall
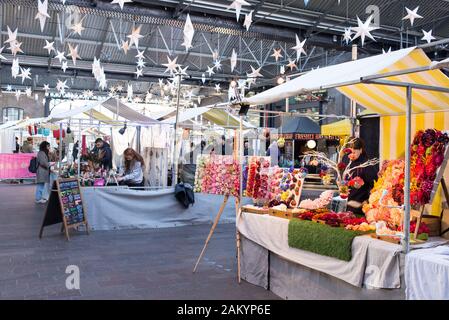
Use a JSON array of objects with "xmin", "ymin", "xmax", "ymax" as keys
[{"xmin": 231, "ymin": 47, "xmax": 449, "ymax": 299}]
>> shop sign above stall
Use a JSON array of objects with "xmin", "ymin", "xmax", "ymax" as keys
[{"xmin": 272, "ymin": 133, "xmax": 340, "ymax": 141}]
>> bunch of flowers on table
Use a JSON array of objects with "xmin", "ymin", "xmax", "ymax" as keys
[
  {"xmin": 410, "ymin": 129, "xmax": 449, "ymax": 205},
  {"xmin": 362, "ymin": 159, "xmax": 405, "ymax": 229},
  {"xmin": 245, "ymin": 156, "xmax": 270, "ymax": 198},
  {"xmin": 299, "ymin": 190, "xmax": 335, "ymax": 210}
]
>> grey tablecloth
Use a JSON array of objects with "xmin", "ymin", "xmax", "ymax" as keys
[{"xmin": 81, "ymin": 187, "xmax": 250, "ymax": 230}]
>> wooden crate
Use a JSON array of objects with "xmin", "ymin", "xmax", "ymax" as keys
[
  {"xmin": 269, "ymin": 208, "xmax": 293, "ymax": 219},
  {"xmin": 422, "ymin": 215, "xmax": 441, "ymax": 236},
  {"xmin": 241, "ymin": 205, "xmax": 269, "ymax": 215}
]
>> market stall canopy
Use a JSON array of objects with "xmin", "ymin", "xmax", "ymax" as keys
[
  {"xmin": 49, "ymin": 98, "xmax": 160, "ymax": 125},
  {"xmin": 279, "ymin": 116, "xmax": 320, "ymax": 134},
  {"xmin": 321, "ymin": 119, "xmax": 352, "ymax": 136},
  {"xmin": 161, "ymin": 107, "xmax": 255, "ymax": 129},
  {"xmin": 1, "ymin": 117, "xmax": 49, "ymax": 130},
  {"xmin": 244, "ymin": 47, "xmax": 449, "ymax": 115}
]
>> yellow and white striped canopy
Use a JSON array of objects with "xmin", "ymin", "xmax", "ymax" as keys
[{"xmin": 338, "ymin": 48, "xmax": 449, "ymax": 115}]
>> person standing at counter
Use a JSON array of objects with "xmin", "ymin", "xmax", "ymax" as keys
[
  {"xmin": 117, "ymin": 148, "xmax": 145, "ymax": 187},
  {"xmin": 22, "ymin": 137, "xmax": 34, "ymax": 153},
  {"xmin": 35, "ymin": 142, "xmax": 50, "ymax": 204},
  {"xmin": 93, "ymin": 138, "xmax": 112, "ymax": 171},
  {"xmin": 345, "ymin": 138, "xmax": 378, "ymax": 216}
]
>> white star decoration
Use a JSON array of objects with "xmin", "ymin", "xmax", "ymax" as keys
[
  {"xmin": 228, "ymin": 0, "xmax": 250, "ymax": 21},
  {"xmin": 0, "ymin": 46, "xmax": 6, "ymax": 61},
  {"xmin": 111, "ymin": 0, "xmax": 133, "ymax": 10},
  {"xmin": 206, "ymin": 65, "xmax": 215, "ymax": 77},
  {"xmin": 43, "ymin": 40, "xmax": 55, "ymax": 54},
  {"xmin": 162, "ymin": 56, "xmax": 179, "ymax": 74},
  {"xmin": 215, "ymin": 83, "xmax": 221, "ymax": 93},
  {"xmin": 421, "ymin": 29, "xmax": 435, "ymax": 44},
  {"xmin": 343, "ymin": 28, "xmax": 352, "ymax": 45},
  {"xmin": 5, "ymin": 26, "xmax": 17, "ymax": 44},
  {"xmin": 280, "ymin": 65, "xmax": 285, "ymax": 75},
  {"xmin": 25, "ymin": 87, "xmax": 32, "ymax": 97},
  {"xmin": 35, "ymin": 0, "xmax": 50, "ymax": 32},
  {"xmin": 291, "ymin": 34, "xmax": 307, "ymax": 61},
  {"xmin": 43, "ymin": 84, "xmax": 50, "ymax": 92},
  {"xmin": 19, "ymin": 67, "xmax": 31, "ymax": 84},
  {"xmin": 271, "ymin": 48, "xmax": 283, "ymax": 62},
  {"xmin": 182, "ymin": 14, "xmax": 195, "ymax": 51},
  {"xmin": 61, "ymin": 61, "xmax": 68, "ymax": 72},
  {"xmin": 134, "ymin": 68, "xmax": 143, "ymax": 78},
  {"xmin": 214, "ymin": 60, "xmax": 222, "ymax": 71},
  {"xmin": 247, "ymin": 65, "xmax": 263, "ymax": 78},
  {"xmin": 55, "ymin": 50, "xmax": 66, "ymax": 63},
  {"xmin": 201, "ymin": 73, "xmax": 206, "ymax": 84},
  {"xmin": 121, "ymin": 40, "xmax": 130, "ymax": 54},
  {"xmin": 230, "ymin": 49, "xmax": 238, "ymax": 72},
  {"xmin": 127, "ymin": 25, "xmax": 144, "ymax": 49},
  {"xmin": 71, "ymin": 19, "xmax": 85, "ymax": 36},
  {"xmin": 287, "ymin": 59, "xmax": 297, "ymax": 71},
  {"xmin": 67, "ymin": 43, "xmax": 81, "ymax": 65},
  {"xmin": 135, "ymin": 50, "xmax": 145, "ymax": 59},
  {"xmin": 403, "ymin": 6, "xmax": 423, "ymax": 27},
  {"xmin": 136, "ymin": 58, "xmax": 146, "ymax": 68},
  {"xmin": 11, "ymin": 58, "xmax": 20, "ymax": 78},
  {"xmin": 56, "ymin": 79, "xmax": 68, "ymax": 93},
  {"xmin": 382, "ymin": 47, "xmax": 392, "ymax": 54},
  {"xmin": 352, "ymin": 15, "xmax": 379, "ymax": 47},
  {"xmin": 6, "ymin": 85, "xmax": 12, "ymax": 91},
  {"xmin": 15, "ymin": 90, "xmax": 21, "ymax": 101},
  {"xmin": 243, "ymin": 10, "xmax": 253, "ymax": 31}
]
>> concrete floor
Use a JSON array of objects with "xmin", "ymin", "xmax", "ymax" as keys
[{"xmin": 0, "ymin": 184, "xmax": 278, "ymax": 300}]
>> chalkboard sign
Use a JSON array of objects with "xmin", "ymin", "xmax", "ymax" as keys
[{"xmin": 39, "ymin": 178, "xmax": 89, "ymax": 240}]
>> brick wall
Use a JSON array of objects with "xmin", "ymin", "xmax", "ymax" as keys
[{"xmin": 0, "ymin": 92, "xmax": 46, "ymax": 123}]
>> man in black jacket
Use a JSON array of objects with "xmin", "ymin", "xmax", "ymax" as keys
[{"xmin": 93, "ymin": 138, "xmax": 113, "ymax": 170}]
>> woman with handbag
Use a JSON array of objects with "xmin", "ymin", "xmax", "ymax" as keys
[{"xmin": 35, "ymin": 142, "xmax": 51, "ymax": 204}]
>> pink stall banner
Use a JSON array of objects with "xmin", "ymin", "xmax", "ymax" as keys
[{"xmin": 0, "ymin": 153, "xmax": 37, "ymax": 179}]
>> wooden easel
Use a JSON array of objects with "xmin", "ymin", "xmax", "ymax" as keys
[{"xmin": 192, "ymin": 194, "xmax": 243, "ymax": 282}]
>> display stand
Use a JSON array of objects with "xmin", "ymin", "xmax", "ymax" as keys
[
  {"xmin": 39, "ymin": 178, "xmax": 89, "ymax": 240},
  {"xmin": 414, "ymin": 143, "xmax": 449, "ymax": 238}
]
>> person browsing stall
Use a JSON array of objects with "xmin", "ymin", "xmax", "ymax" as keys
[
  {"xmin": 35, "ymin": 141, "xmax": 51, "ymax": 204},
  {"xmin": 345, "ymin": 138, "xmax": 378, "ymax": 216},
  {"xmin": 117, "ymin": 148, "xmax": 145, "ymax": 187},
  {"xmin": 93, "ymin": 138, "xmax": 113, "ymax": 170}
]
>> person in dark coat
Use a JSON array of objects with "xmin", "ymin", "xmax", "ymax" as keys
[
  {"xmin": 35, "ymin": 141, "xmax": 50, "ymax": 204},
  {"xmin": 93, "ymin": 138, "xmax": 113, "ymax": 170},
  {"xmin": 344, "ymin": 138, "xmax": 378, "ymax": 216},
  {"xmin": 72, "ymin": 141, "xmax": 79, "ymax": 162},
  {"xmin": 14, "ymin": 137, "xmax": 20, "ymax": 153}
]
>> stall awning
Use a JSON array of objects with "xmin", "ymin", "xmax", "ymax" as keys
[
  {"xmin": 279, "ymin": 116, "xmax": 320, "ymax": 134},
  {"xmin": 321, "ymin": 119, "xmax": 352, "ymax": 136},
  {"xmin": 83, "ymin": 109, "xmax": 115, "ymax": 125},
  {"xmin": 244, "ymin": 47, "xmax": 449, "ymax": 116},
  {"xmin": 101, "ymin": 98, "xmax": 160, "ymax": 125}
]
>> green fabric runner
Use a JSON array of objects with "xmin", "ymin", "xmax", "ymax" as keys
[{"xmin": 288, "ymin": 219, "xmax": 365, "ymax": 262}]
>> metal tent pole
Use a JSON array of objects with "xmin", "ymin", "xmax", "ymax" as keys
[
  {"xmin": 403, "ymin": 86, "xmax": 412, "ymax": 253},
  {"xmin": 239, "ymin": 115, "xmax": 243, "ymax": 204},
  {"xmin": 58, "ymin": 123, "xmax": 63, "ymax": 177},
  {"xmin": 172, "ymin": 72, "xmax": 182, "ymax": 185},
  {"xmin": 77, "ymin": 119, "xmax": 81, "ymax": 178}
]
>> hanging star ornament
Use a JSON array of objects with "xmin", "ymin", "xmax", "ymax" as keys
[
  {"xmin": 121, "ymin": 40, "xmax": 130, "ymax": 54},
  {"xmin": 201, "ymin": 73, "xmax": 206, "ymax": 84},
  {"xmin": 182, "ymin": 14, "xmax": 195, "ymax": 52},
  {"xmin": 162, "ymin": 56, "xmax": 179, "ymax": 74},
  {"xmin": 55, "ymin": 50, "xmax": 66, "ymax": 63},
  {"xmin": 56, "ymin": 79, "xmax": 68, "ymax": 93},
  {"xmin": 35, "ymin": 0, "xmax": 51, "ymax": 32},
  {"xmin": 43, "ymin": 84, "xmax": 50, "ymax": 92},
  {"xmin": 61, "ymin": 61, "xmax": 68, "ymax": 72},
  {"xmin": 228, "ymin": 0, "xmax": 251, "ymax": 21},
  {"xmin": 280, "ymin": 65, "xmax": 285, "ymax": 75},
  {"xmin": 206, "ymin": 65, "xmax": 215, "ymax": 77},
  {"xmin": 243, "ymin": 10, "xmax": 253, "ymax": 31},
  {"xmin": 43, "ymin": 40, "xmax": 55, "ymax": 55},
  {"xmin": 127, "ymin": 84, "xmax": 133, "ymax": 100},
  {"xmin": 11, "ymin": 58, "xmax": 20, "ymax": 78},
  {"xmin": 71, "ymin": 19, "xmax": 85, "ymax": 36},
  {"xmin": 6, "ymin": 85, "xmax": 12, "ymax": 91},
  {"xmin": 421, "ymin": 29, "xmax": 435, "ymax": 44},
  {"xmin": 4, "ymin": 26, "xmax": 17, "ymax": 44},
  {"xmin": 67, "ymin": 43, "xmax": 81, "ymax": 65},
  {"xmin": 136, "ymin": 58, "xmax": 146, "ymax": 68},
  {"xmin": 134, "ymin": 68, "xmax": 143, "ymax": 78},
  {"xmin": 402, "ymin": 6, "xmax": 423, "ymax": 27},
  {"xmin": 135, "ymin": 49, "xmax": 145, "ymax": 60},
  {"xmin": 8, "ymin": 40, "xmax": 23, "ymax": 56},
  {"xmin": 127, "ymin": 25, "xmax": 144, "ymax": 49},
  {"xmin": 291, "ymin": 34, "xmax": 307, "ymax": 61},
  {"xmin": 286, "ymin": 59, "xmax": 297, "ymax": 71},
  {"xmin": 230, "ymin": 49, "xmax": 237, "ymax": 72},
  {"xmin": 343, "ymin": 28, "xmax": 352, "ymax": 45},
  {"xmin": 25, "ymin": 87, "xmax": 32, "ymax": 97},
  {"xmin": 215, "ymin": 83, "xmax": 221, "ymax": 93},
  {"xmin": 214, "ymin": 60, "xmax": 222, "ymax": 71},
  {"xmin": 15, "ymin": 90, "xmax": 21, "ymax": 101},
  {"xmin": 352, "ymin": 15, "xmax": 379, "ymax": 47},
  {"xmin": 247, "ymin": 65, "xmax": 263, "ymax": 78},
  {"xmin": 271, "ymin": 48, "xmax": 283, "ymax": 62},
  {"xmin": 19, "ymin": 67, "xmax": 32, "ymax": 84},
  {"xmin": 178, "ymin": 65, "xmax": 189, "ymax": 77},
  {"xmin": 382, "ymin": 47, "xmax": 392, "ymax": 54},
  {"xmin": 0, "ymin": 46, "xmax": 6, "ymax": 61},
  {"xmin": 111, "ymin": 0, "xmax": 133, "ymax": 10}
]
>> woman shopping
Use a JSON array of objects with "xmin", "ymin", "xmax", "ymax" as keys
[
  {"xmin": 117, "ymin": 148, "xmax": 145, "ymax": 187},
  {"xmin": 35, "ymin": 142, "xmax": 51, "ymax": 204}
]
